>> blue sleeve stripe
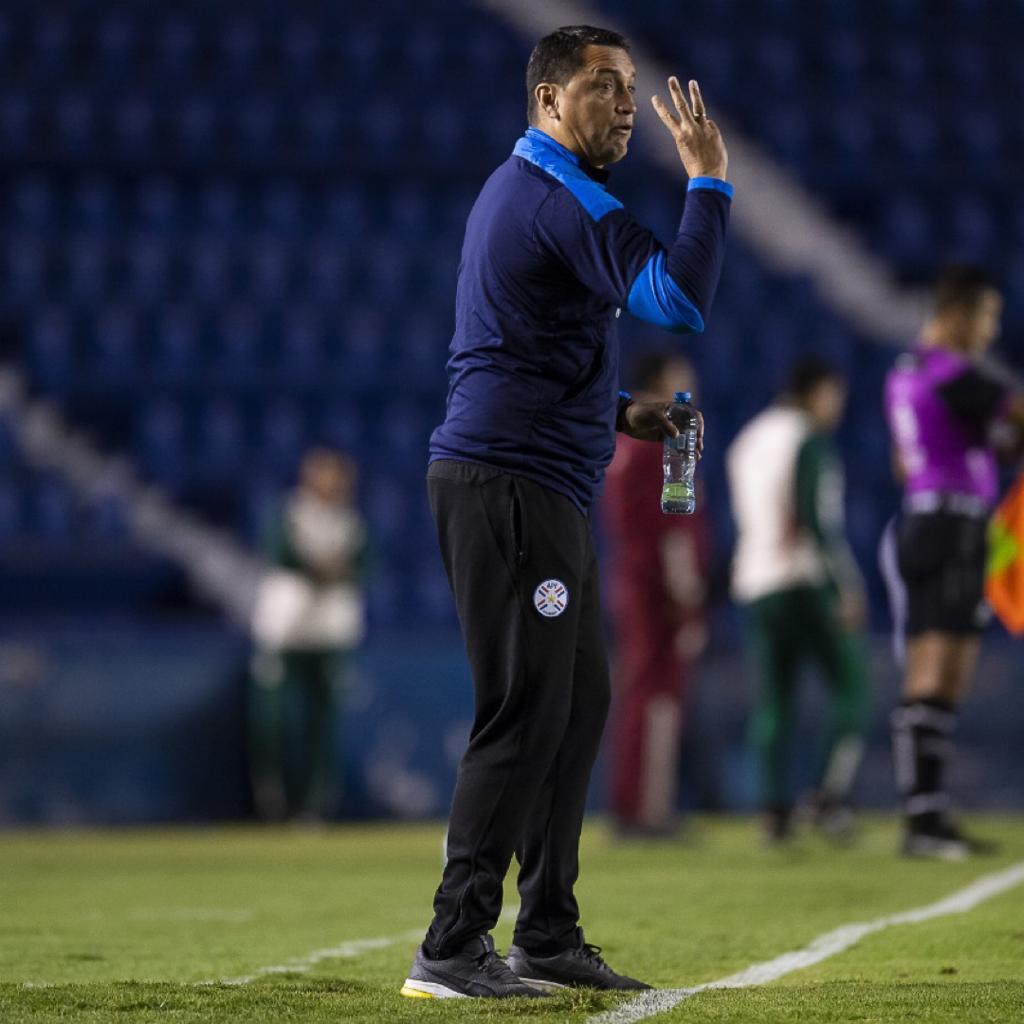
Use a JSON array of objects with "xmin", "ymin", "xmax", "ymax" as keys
[
  {"xmin": 626, "ymin": 251, "xmax": 704, "ymax": 334},
  {"xmin": 687, "ymin": 177, "xmax": 734, "ymax": 199}
]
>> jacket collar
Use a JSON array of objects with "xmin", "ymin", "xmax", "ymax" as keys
[{"xmin": 514, "ymin": 127, "xmax": 610, "ymax": 184}]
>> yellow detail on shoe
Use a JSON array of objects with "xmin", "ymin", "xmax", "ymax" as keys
[{"xmin": 400, "ymin": 985, "xmax": 435, "ymax": 999}]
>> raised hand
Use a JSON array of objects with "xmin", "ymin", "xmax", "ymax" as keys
[{"xmin": 651, "ymin": 78, "xmax": 728, "ymax": 181}]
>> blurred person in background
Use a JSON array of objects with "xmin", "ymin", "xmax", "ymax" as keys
[
  {"xmin": 883, "ymin": 265, "xmax": 1024, "ymax": 859},
  {"xmin": 727, "ymin": 358, "xmax": 869, "ymax": 845},
  {"xmin": 404, "ymin": 24, "xmax": 731, "ymax": 999},
  {"xmin": 603, "ymin": 352, "xmax": 709, "ymax": 838},
  {"xmin": 249, "ymin": 448, "xmax": 367, "ymax": 822}
]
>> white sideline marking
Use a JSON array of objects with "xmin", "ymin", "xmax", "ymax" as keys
[
  {"xmin": 586, "ymin": 861, "xmax": 1024, "ymax": 1024},
  {"xmin": 209, "ymin": 929, "xmax": 425, "ymax": 986},
  {"xmin": 208, "ymin": 905, "xmax": 520, "ymax": 986},
  {"xmin": 130, "ymin": 907, "xmax": 255, "ymax": 923}
]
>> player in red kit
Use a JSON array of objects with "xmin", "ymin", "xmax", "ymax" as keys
[{"xmin": 603, "ymin": 353, "xmax": 709, "ymax": 836}]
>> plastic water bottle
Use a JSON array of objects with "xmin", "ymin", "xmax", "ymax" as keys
[{"xmin": 661, "ymin": 391, "xmax": 698, "ymax": 515}]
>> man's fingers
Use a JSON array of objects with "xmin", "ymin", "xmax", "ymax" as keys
[
  {"xmin": 689, "ymin": 80, "xmax": 706, "ymax": 120},
  {"xmin": 651, "ymin": 94, "xmax": 680, "ymax": 134},
  {"xmin": 659, "ymin": 409, "xmax": 680, "ymax": 438},
  {"xmin": 668, "ymin": 76, "xmax": 696, "ymax": 127}
]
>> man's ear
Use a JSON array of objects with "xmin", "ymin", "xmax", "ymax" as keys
[{"xmin": 534, "ymin": 83, "xmax": 559, "ymax": 120}]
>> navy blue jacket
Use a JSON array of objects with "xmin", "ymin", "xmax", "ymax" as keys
[{"xmin": 429, "ymin": 127, "xmax": 733, "ymax": 512}]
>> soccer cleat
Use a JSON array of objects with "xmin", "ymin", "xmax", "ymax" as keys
[
  {"xmin": 902, "ymin": 822, "xmax": 999, "ymax": 861},
  {"xmin": 809, "ymin": 794, "xmax": 858, "ymax": 846},
  {"xmin": 761, "ymin": 806, "xmax": 795, "ymax": 846},
  {"xmin": 400, "ymin": 934, "xmax": 549, "ymax": 999},
  {"xmin": 507, "ymin": 931, "xmax": 651, "ymax": 992}
]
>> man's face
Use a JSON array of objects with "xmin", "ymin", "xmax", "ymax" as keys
[
  {"xmin": 960, "ymin": 288, "xmax": 1003, "ymax": 356},
  {"xmin": 552, "ymin": 45, "xmax": 637, "ymax": 167},
  {"xmin": 301, "ymin": 451, "xmax": 355, "ymax": 506},
  {"xmin": 808, "ymin": 379, "xmax": 847, "ymax": 433},
  {"xmin": 655, "ymin": 358, "xmax": 697, "ymax": 402}
]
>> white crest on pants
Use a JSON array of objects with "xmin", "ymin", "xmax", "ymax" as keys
[{"xmin": 533, "ymin": 579, "xmax": 568, "ymax": 618}]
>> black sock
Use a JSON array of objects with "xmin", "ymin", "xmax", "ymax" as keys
[{"xmin": 891, "ymin": 698, "xmax": 956, "ymax": 834}]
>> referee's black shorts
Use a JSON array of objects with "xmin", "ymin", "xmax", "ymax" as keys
[{"xmin": 896, "ymin": 508, "xmax": 989, "ymax": 636}]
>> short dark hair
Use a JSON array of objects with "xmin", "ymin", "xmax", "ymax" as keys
[
  {"xmin": 934, "ymin": 264, "xmax": 999, "ymax": 315},
  {"xmin": 526, "ymin": 25, "xmax": 630, "ymax": 121},
  {"xmin": 788, "ymin": 356, "xmax": 842, "ymax": 401}
]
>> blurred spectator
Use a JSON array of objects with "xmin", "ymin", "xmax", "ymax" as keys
[
  {"xmin": 602, "ymin": 353, "xmax": 709, "ymax": 837},
  {"xmin": 249, "ymin": 448, "xmax": 368, "ymax": 820},
  {"xmin": 727, "ymin": 358, "xmax": 869, "ymax": 844}
]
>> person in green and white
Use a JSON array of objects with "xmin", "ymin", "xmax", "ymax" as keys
[
  {"xmin": 249, "ymin": 448, "xmax": 368, "ymax": 821},
  {"xmin": 726, "ymin": 357, "xmax": 869, "ymax": 844}
]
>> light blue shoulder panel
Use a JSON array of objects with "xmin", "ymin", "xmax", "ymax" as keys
[{"xmin": 512, "ymin": 129, "xmax": 623, "ymax": 223}]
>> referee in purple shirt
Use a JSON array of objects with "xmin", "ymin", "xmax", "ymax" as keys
[{"xmin": 401, "ymin": 25, "xmax": 733, "ymax": 1000}]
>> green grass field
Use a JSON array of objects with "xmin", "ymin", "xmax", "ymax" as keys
[{"xmin": 2, "ymin": 816, "xmax": 1024, "ymax": 1023}]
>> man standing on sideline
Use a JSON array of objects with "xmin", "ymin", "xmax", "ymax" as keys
[
  {"xmin": 401, "ymin": 25, "xmax": 732, "ymax": 999},
  {"xmin": 603, "ymin": 353, "xmax": 709, "ymax": 838},
  {"xmin": 883, "ymin": 266, "xmax": 1024, "ymax": 859},
  {"xmin": 727, "ymin": 359, "xmax": 869, "ymax": 845}
]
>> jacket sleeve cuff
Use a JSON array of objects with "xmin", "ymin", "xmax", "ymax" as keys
[
  {"xmin": 687, "ymin": 177, "xmax": 734, "ymax": 199},
  {"xmin": 615, "ymin": 390, "xmax": 634, "ymax": 433}
]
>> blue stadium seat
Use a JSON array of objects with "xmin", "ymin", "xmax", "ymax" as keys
[
  {"xmin": 154, "ymin": 15, "xmax": 197, "ymax": 79},
  {"xmin": 299, "ymin": 97, "xmax": 342, "ymax": 160},
  {"xmin": 110, "ymin": 96, "xmax": 158, "ymax": 157},
  {"xmin": 173, "ymin": 96, "xmax": 218, "ymax": 158},
  {"xmin": 34, "ymin": 477, "xmax": 74, "ymax": 542},
  {"xmin": 0, "ymin": 416, "xmax": 17, "ymax": 469},
  {"xmin": 5, "ymin": 236, "xmax": 48, "ymax": 301},
  {"xmin": 30, "ymin": 12, "xmax": 73, "ymax": 80},
  {"xmin": 153, "ymin": 305, "xmax": 200, "ymax": 381},
  {"xmin": 87, "ymin": 490, "xmax": 131, "ymax": 541},
  {"xmin": 948, "ymin": 193, "xmax": 995, "ymax": 259},
  {"xmin": 877, "ymin": 193, "xmax": 933, "ymax": 267},
  {"xmin": 279, "ymin": 307, "xmax": 325, "ymax": 379},
  {"xmin": 11, "ymin": 176, "xmax": 55, "ymax": 229},
  {"xmin": 0, "ymin": 478, "xmax": 20, "ymax": 542},
  {"xmin": 29, "ymin": 308, "xmax": 75, "ymax": 394},
  {"xmin": 66, "ymin": 236, "xmax": 108, "ymax": 300},
  {"xmin": 55, "ymin": 91, "xmax": 98, "ymax": 153},
  {"xmin": 301, "ymin": 237, "xmax": 348, "ymax": 303},
  {"xmin": 125, "ymin": 235, "xmax": 170, "ymax": 301},
  {"xmin": 198, "ymin": 399, "xmax": 246, "ymax": 473},
  {"xmin": 189, "ymin": 234, "xmax": 232, "ymax": 304},
  {"xmin": 0, "ymin": 91, "xmax": 35, "ymax": 159},
  {"xmin": 71, "ymin": 178, "xmax": 117, "ymax": 229},
  {"xmin": 219, "ymin": 15, "xmax": 263, "ymax": 78},
  {"xmin": 316, "ymin": 404, "xmax": 362, "ymax": 456},
  {"xmin": 92, "ymin": 305, "xmax": 141, "ymax": 386},
  {"xmin": 258, "ymin": 401, "xmax": 307, "ymax": 474},
  {"xmin": 137, "ymin": 399, "xmax": 186, "ymax": 487},
  {"xmin": 340, "ymin": 309, "xmax": 384, "ymax": 388},
  {"xmin": 197, "ymin": 180, "xmax": 243, "ymax": 231},
  {"xmin": 281, "ymin": 17, "xmax": 321, "ymax": 78},
  {"xmin": 135, "ymin": 179, "xmax": 181, "ymax": 230}
]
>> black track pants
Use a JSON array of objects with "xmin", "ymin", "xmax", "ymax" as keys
[{"xmin": 423, "ymin": 460, "xmax": 611, "ymax": 959}]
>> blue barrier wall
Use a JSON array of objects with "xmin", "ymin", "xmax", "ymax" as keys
[{"xmin": 2, "ymin": 615, "xmax": 1022, "ymax": 825}]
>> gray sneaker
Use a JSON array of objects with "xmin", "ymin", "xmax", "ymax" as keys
[
  {"xmin": 507, "ymin": 932, "xmax": 651, "ymax": 992},
  {"xmin": 400, "ymin": 934, "xmax": 549, "ymax": 999}
]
